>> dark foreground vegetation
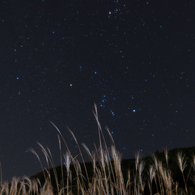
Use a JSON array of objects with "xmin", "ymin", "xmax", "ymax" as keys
[{"xmin": 1, "ymin": 104, "xmax": 195, "ymax": 195}]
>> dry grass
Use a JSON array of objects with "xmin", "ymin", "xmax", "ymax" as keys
[{"xmin": 1, "ymin": 104, "xmax": 195, "ymax": 195}]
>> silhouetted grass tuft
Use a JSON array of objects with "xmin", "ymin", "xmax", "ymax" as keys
[{"xmin": 1, "ymin": 104, "xmax": 195, "ymax": 195}]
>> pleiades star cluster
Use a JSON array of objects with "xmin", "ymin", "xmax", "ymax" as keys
[{"xmin": 0, "ymin": 0, "xmax": 195, "ymax": 182}]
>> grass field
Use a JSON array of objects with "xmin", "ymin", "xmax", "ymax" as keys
[{"xmin": 1, "ymin": 104, "xmax": 195, "ymax": 195}]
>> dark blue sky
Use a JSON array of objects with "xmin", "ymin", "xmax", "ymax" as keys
[{"xmin": 0, "ymin": 0, "xmax": 195, "ymax": 182}]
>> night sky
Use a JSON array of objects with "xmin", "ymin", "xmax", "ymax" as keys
[{"xmin": 1, "ymin": 0, "xmax": 195, "ymax": 182}]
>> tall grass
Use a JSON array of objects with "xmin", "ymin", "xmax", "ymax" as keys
[{"xmin": 1, "ymin": 103, "xmax": 195, "ymax": 195}]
